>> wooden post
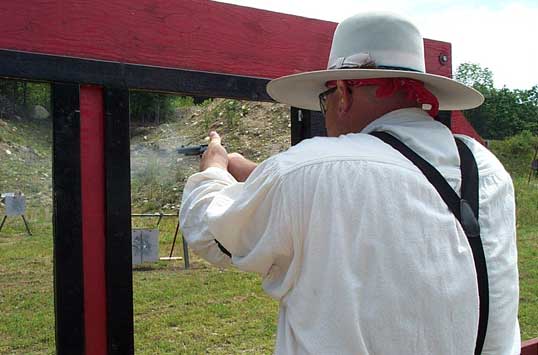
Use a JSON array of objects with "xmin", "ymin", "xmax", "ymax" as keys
[{"xmin": 52, "ymin": 82, "xmax": 85, "ymax": 355}]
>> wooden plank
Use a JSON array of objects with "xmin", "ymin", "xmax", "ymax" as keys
[
  {"xmin": 0, "ymin": 0, "xmax": 333, "ymax": 79},
  {"xmin": 0, "ymin": 49, "xmax": 272, "ymax": 101},
  {"xmin": 0, "ymin": 0, "xmax": 451, "ymax": 78},
  {"xmin": 80, "ymin": 85, "xmax": 108, "ymax": 354},
  {"xmin": 104, "ymin": 87, "xmax": 134, "ymax": 354},
  {"xmin": 52, "ymin": 82, "xmax": 85, "ymax": 355}
]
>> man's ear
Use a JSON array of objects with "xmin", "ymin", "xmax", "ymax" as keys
[{"xmin": 336, "ymin": 80, "xmax": 352, "ymax": 115}]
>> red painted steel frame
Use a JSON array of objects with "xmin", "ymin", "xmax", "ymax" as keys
[
  {"xmin": 80, "ymin": 85, "xmax": 108, "ymax": 354},
  {"xmin": 0, "ymin": 0, "xmax": 451, "ymax": 79}
]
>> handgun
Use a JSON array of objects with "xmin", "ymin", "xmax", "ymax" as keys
[{"xmin": 176, "ymin": 144, "xmax": 208, "ymax": 156}]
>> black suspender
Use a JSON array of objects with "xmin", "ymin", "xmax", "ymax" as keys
[
  {"xmin": 456, "ymin": 139, "xmax": 489, "ymax": 355},
  {"xmin": 370, "ymin": 131, "xmax": 489, "ymax": 355},
  {"xmin": 215, "ymin": 239, "xmax": 232, "ymax": 257}
]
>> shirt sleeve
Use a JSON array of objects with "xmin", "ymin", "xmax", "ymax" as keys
[
  {"xmin": 179, "ymin": 160, "xmax": 294, "ymax": 298},
  {"xmin": 179, "ymin": 167, "xmax": 237, "ymax": 268}
]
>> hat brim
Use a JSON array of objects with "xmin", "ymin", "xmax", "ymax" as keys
[{"xmin": 266, "ymin": 69, "xmax": 484, "ymax": 112}]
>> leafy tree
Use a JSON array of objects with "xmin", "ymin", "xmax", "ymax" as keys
[
  {"xmin": 456, "ymin": 63, "xmax": 538, "ymax": 139},
  {"xmin": 129, "ymin": 92, "xmax": 201, "ymax": 126},
  {"xmin": 130, "ymin": 91, "xmax": 175, "ymax": 125},
  {"xmin": 455, "ymin": 63, "xmax": 494, "ymax": 92},
  {"xmin": 0, "ymin": 79, "xmax": 51, "ymax": 119}
]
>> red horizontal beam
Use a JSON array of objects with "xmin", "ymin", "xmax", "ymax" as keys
[{"xmin": 1, "ymin": 0, "xmax": 451, "ymax": 79}]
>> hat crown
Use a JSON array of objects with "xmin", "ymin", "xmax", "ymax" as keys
[{"xmin": 328, "ymin": 13, "xmax": 425, "ymax": 73}]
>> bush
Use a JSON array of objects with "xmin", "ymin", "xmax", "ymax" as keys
[
  {"xmin": 211, "ymin": 99, "xmax": 248, "ymax": 129},
  {"xmin": 504, "ymin": 130, "xmax": 538, "ymax": 155},
  {"xmin": 489, "ymin": 131, "xmax": 538, "ymax": 176},
  {"xmin": 26, "ymin": 82, "xmax": 50, "ymax": 110},
  {"xmin": 170, "ymin": 96, "xmax": 195, "ymax": 109}
]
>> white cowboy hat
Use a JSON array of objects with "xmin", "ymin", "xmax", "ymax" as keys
[{"xmin": 266, "ymin": 12, "xmax": 484, "ymax": 112}]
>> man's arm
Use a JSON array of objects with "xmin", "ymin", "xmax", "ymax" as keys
[
  {"xmin": 200, "ymin": 131, "xmax": 228, "ymax": 171},
  {"xmin": 180, "ymin": 133, "xmax": 294, "ymax": 294},
  {"xmin": 227, "ymin": 153, "xmax": 258, "ymax": 182},
  {"xmin": 199, "ymin": 131, "xmax": 257, "ymax": 182}
]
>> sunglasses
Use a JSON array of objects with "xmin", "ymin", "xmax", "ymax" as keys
[{"xmin": 318, "ymin": 87, "xmax": 337, "ymax": 117}]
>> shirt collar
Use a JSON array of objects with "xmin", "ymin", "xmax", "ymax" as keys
[
  {"xmin": 360, "ymin": 107, "xmax": 461, "ymax": 178},
  {"xmin": 361, "ymin": 108, "xmax": 431, "ymax": 134}
]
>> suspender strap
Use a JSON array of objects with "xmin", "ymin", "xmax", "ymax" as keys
[
  {"xmin": 370, "ymin": 132, "xmax": 462, "ymax": 218},
  {"xmin": 456, "ymin": 139, "xmax": 489, "ymax": 354},
  {"xmin": 456, "ymin": 139, "xmax": 479, "ymax": 217},
  {"xmin": 370, "ymin": 131, "xmax": 489, "ymax": 354},
  {"xmin": 215, "ymin": 239, "xmax": 232, "ymax": 258}
]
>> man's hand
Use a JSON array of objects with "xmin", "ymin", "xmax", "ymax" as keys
[
  {"xmin": 200, "ymin": 131, "xmax": 228, "ymax": 171},
  {"xmin": 227, "ymin": 152, "xmax": 258, "ymax": 182}
]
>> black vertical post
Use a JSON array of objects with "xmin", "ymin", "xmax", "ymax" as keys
[
  {"xmin": 52, "ymin": 82, "xmax": 85, "ymax": 354},
  {"xmin": 435, "ymin": 110, "xmax": 452, "ymax": 129},
  {"xmin": 23, "ymin": 81, "xmax": 27, "ymax": 108},
  {"xmin": 290, "ymin": 107, "xmax": 326, "ymax": 145},
  {"xmin": 104, "ymin": 87, "xmax": 134, "ymax": 354},
  {"xmin": 290, "ymin": 107, "xmax": 309, "ymax": 146}
]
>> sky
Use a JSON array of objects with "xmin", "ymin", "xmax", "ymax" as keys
[{"xmin": 217, "ymin": 0, "xmax": 538, "ymax": 90}]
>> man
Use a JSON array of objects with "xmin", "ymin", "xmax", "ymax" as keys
[{"xmin": 180, "ymin": 12, "xmax": 520, "ymax": 354}]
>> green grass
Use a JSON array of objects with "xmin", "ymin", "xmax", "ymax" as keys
[
  {"xmin": 0, "ymin": 215, "xmax": 278, "ymax": 354},
  {"xmin": 0, "ymin": 212, "xmax": 55, "ymax": 354},
  {"xmin": 514, "ymin": 177, "xmax": 538, "ymax": 340},
  {"xmin": 132, "ymin": 257, "xmax": 277, "ymax": 354},
  {"xmin": 133, "ymin": 271, "xmax": 278, "ymax": 353}
]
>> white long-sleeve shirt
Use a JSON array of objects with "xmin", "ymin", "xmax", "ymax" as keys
[{"xmin": 179, "ymin": 108, "xmax": 520, "ymax": 354}]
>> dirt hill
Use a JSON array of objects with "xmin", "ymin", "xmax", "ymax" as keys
[
  {"xmin": 130, "ymin": 98, "xmax": 291, "ymax": 212},
  {"xmin": 0, "ymin": 116, "xmax": 52, "ymax": 209}
]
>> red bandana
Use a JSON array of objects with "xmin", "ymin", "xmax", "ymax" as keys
[{"xmin": 325, "ymin": 78, "xmax": 439, "ymax": 117}]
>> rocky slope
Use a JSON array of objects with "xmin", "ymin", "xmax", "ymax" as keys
[{"xmin": 130, "ymin": 98, "xmax": 291, "ymax": 212}]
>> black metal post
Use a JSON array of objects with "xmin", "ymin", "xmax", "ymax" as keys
[
  {"xmin": 104, "ymin": 87, "xmax": 134, "ymax": 355},
  {"xmin": 21, "ymin": 215, "xmax": 32, "ymax": 236},
  {"xmin": 290, "ymin": 107, "xmax": 326, "ymax": 145},
  {"xmin": 182, "ymin": 235, "xmax": 190, "ymax": 270},
  {"xmin": 0, "ymin": 215, "xmax": 7, "ymax": 232},
  {"xmin": 52, "ymin": 82, "xmax": 85, "ymax": 355},
  {"xmin": 435, "ymin": 110, "xmax": 452, "ymax": 129},
  {"xmin": 169, "ymin": 222, "xmax": 180, "ymax": 259}
]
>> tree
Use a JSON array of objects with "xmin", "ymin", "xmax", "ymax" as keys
[
  {"xmin": 455, "ymin": 63, "xmax": 494, "ymax": 92},
  {"xmin": 455, "ymin": 63, "xmax": 538, "ymax": 139},
  {"xmin": 129, "ymin": 91, "xmax": 177, "ymax": 125},
  {"xmin": 0, "ymin": 79, "xmax": 51, "ymax": 119}
]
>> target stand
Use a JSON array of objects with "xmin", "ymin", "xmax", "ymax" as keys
[{"xmin": 0, "ymin": 192, "xmax": 32, "ymax": 236}]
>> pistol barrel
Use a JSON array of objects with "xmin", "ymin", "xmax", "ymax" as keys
[{"xmin": 176, "ymin": 144, "xmax": 208, "ymax": 156}]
